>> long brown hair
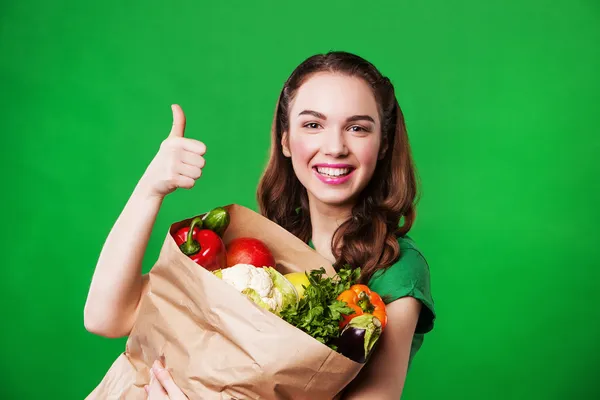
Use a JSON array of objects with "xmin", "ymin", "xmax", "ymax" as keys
[{"xmin": 257, "ymin": 51, "xmax": 419, "ymax": 283}]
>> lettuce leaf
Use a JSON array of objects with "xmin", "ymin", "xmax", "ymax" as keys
[
  {"xmin": 241, "ymin": 288, "xmax": 273, "ymax": 312},
  {"xmin": 265, "ymin": 267, "xmax": 299, "ymax": 314}
]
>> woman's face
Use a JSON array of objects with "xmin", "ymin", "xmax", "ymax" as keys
[{"xmin": 283, "ymin": 72, "xmax": 382, "ymax": 209}]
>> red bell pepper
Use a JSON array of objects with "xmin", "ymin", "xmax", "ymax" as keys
[
  {"xmin": 174, "ymin": 216, "xmax": 226, "ymax": 271},
  {"xmin": 337, "ymin": 284, "xmax": 387, "ymax": 330}
]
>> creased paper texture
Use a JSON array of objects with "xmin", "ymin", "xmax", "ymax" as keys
[{"xmin": 89, "ymin": 204, "xmax": 362, "ymax": 400}]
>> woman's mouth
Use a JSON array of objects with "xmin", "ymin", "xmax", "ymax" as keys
[{"xmin": 313, "ymin": 165, "xmax": 355, "ymax": 185}]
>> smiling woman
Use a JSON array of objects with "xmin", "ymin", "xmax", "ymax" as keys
[
  {"xmin": 282, "ymin": 73, "xmax": 382, "ymax": 213},
  {"xmin": 84, "ymin": 51, "xmax": 434, "ymax": 400},
  {"xmin": 256, "ymin": 52, "xmax": 435, "ymax": 398}
]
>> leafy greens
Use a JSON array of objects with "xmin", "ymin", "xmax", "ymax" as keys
[{"xmin": 280, "ymin": 266, "xmax": 360, "ymax": 350}]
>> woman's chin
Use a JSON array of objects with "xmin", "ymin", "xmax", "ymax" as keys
[{"xmin": 309, "ymin": 189, "xmax": 358, "ymax": 209}]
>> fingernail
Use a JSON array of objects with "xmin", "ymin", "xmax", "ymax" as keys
[
  {"xmin": 152, "ymin": 359, "xmax": 164, "ymax": 372},
  {"xmin": 144, "ymin": 385, "xmax": 149, "ymax": 393}
]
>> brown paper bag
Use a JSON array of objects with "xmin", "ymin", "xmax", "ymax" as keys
[{"xmin": 89, "ymin": 204, "xmax": 363, "ymax": 399}]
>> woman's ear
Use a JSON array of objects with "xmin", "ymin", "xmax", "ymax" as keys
[{"xmin": 281, "ymin": 131, "xmax": 291, "ymax": 157}]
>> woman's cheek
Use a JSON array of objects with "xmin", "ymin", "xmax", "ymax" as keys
[
  {"xmin": 355, "ymin": 139, "xmax": 380, "ymax": 172},
  {"xmin": 289, "ymin": 134, "xmax": 320, "ymax": 165},
  {"xmin": 287, "ymin": 134, "xmax": 316, "ymax": 185}
]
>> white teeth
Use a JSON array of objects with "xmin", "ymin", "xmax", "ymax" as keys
[{"xmin": 316, "ymin": 167, "xmax": 351, "ymax": 177}]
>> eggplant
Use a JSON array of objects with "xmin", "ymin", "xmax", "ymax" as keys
[{"xmin": 336, "ymin": 314, "xmax": 382, "ymax": 363}]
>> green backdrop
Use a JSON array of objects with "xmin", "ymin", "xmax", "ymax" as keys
[{"xmin": 1, "ymin": 0, "xmax": 598, "ymax": 399}]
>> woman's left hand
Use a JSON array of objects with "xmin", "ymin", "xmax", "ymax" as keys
[{"xmin": 145, "ymin": 360, "xmax": 188, "ymax": 400}]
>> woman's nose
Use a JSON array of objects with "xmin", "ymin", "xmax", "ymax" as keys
[{"xmin": 322, "ymin": 129, "xmax": 349, "ymax": 157}]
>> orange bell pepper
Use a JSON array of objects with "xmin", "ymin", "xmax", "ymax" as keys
[{"xmin": 337, "ymin": 284, "xmax": 387, "ymax": 330}]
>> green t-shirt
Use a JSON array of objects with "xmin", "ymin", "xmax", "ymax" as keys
[{"xmin": 309, "ymin": 236, "xmax": 435, "ymax": 368}]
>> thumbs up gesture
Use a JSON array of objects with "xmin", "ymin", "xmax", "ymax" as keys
[{"xmin": 139, "ymin": 104, "xmax": 207, "ymax": 198}]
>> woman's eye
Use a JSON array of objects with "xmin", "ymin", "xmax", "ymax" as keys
[
  {"xmin": 304, "ymin": 122, "xmax": 321, "ymax": 129},
  {"xmin": 349, "ymin": 125, "xmax": 368, "ymax": 132}
]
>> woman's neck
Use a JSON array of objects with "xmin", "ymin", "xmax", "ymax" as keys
[{"xmin": 308, "ymin": 198, "xmax": 353, "ymax": 264}]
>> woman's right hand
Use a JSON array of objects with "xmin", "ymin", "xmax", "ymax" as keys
[
  {"xmin": 140, "ymin": 104, "xmax": 207, "ymax": 198},
  {"xmin": 85, "ymin": 104, "xmax": 205, "ymax": 338}
]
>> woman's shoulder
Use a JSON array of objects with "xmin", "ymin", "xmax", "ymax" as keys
[
  {"xmin": 371, "ymin": 236, "xmax": 429, "ymax": 285},
  {"xmin": 397, "ymin": 234, "xmax": 424, "ymax": 254},
  {"xmin": 368, "ymin": 235, "xmax": 435, "ymax": 333},
  {"xmin": 375, "ymin": 235, "xmax": 429, "ymax": 280}
]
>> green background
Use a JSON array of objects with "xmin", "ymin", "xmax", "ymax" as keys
[{"xmin": 1, "ymin": 0, "xmax": 598, "ymax": 398}]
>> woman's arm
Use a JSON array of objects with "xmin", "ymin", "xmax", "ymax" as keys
[
  {"xmin": 341, "ymin": 296, "xmax": 422, "ymax": 400},
  {"xmin": 84, "ymin": 105, "xmax": 206, "ymax": 338},
  {"xmin": 83, "ymin": 183, "xmax": 162, "ymax": 338}
]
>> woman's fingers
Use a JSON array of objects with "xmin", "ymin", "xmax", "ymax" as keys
[
  {"xmin": 176, "ymin": 175, "xmax": 196, "ymax": 190},
  {"xmin": 177, "ymin": 162, "xmax": 202, "ymax": 180},
  {"xmin": 180, "ymin": 151, "xmax": 206, "ymax": 169},
  {"xmin": 146, "ymin": 369, "xmax": 168, "ymax": 399},
  {"xmin": 152, "ymin": 360, "xmax": 188, "ymax": 400},
  {"xmin": 181, "ymin": 138, "xmax": 207, "ymax": 155}
]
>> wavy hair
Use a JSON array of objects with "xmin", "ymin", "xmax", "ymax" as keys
[{"xmin": 257, "ymin": 51, "xmax": 419, "ymax": 283}]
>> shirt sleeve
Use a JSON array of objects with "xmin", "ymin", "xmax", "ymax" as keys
[{"xmin": 368, "ymin": 248, "xmax": 436, "ymax": 334}]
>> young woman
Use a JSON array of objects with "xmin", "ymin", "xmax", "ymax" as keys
[{"xmin": 85, "ymin": 51, "xmax": 435, "ymax": 399}]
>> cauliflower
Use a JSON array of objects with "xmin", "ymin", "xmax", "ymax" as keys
[
  {"xmin": 222, "ymin": 264, "xmax": 273, "ymax": 297},
  {"xmin": 219, "ymin": 263, "xmax": 298, "ymax": 314}
]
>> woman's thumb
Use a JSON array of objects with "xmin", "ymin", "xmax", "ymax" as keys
[{"xmin": 169, "ymin": 104, "xmax": 186, "ymax": 137}]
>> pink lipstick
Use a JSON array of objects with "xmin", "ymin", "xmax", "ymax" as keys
[{"xmin": 312, "ymin": 164, "xmax": 355, "ymax": 185}]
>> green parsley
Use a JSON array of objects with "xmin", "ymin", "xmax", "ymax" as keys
[{"xmin": 280, "ymin": 266, "xmax": 361, "ymax": 350}]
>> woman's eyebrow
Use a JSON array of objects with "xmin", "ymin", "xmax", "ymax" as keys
[
  {"xmin": 297, "ymin": 110, "xmax": 375, "ymax": 123},
  {"xmin": 346, "ymin": 115, "xmax": 375, "ymax": 123},
  {"xmin": 298, "ymin": 110, "xmax": 327, "ymax": 119}
]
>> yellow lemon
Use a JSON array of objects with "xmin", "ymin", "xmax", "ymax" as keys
[{"xmin": 284, "ymin": 272, "xmax": 311, "ymax": 299}]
